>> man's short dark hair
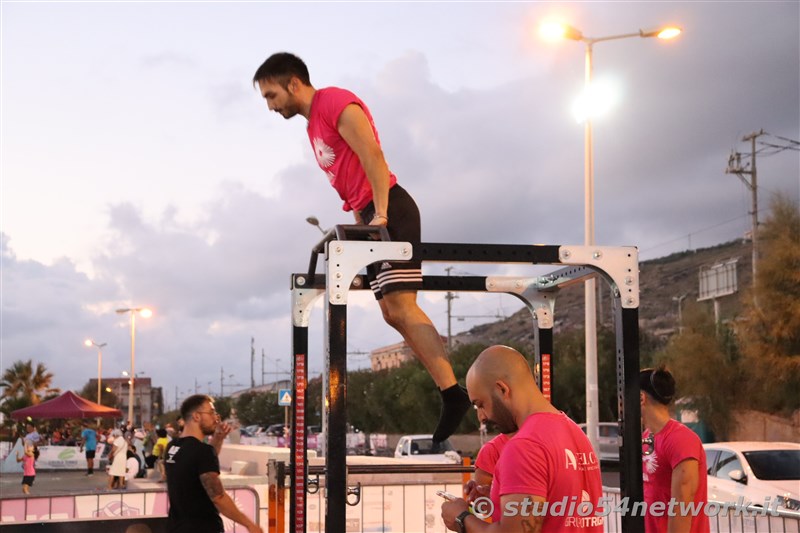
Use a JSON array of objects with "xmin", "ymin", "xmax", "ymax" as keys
[
  {"xmin": 252, "ymin": 52, "xmax": 311, "ymax": 88},
  {"xmin": 180, "ymin": 394, "xmax": 212, "ymax": 420},
  {"xmin": 640, "ymin": 365, "xmax": 676, "ymax": 405},
  {"xmin": 156, "ymin": 428, "xmax": 167, "ymax": 438}
]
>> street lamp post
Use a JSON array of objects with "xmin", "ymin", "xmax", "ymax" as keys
[
  {"xmin": 116, "ymin": 307, "xmax": 153, "ymax": 424},
  {"xmin": 305, "ymin": 216, "xmax": 326, "ymax": 234},
  {"xmin": 540, "ymin": 21, "xmax": 681, "ymax": 455},
  {"xmin": 673, "ymin": 293, "xmax": 689, "ymax": 333},
  {"xmin": 84, "ymin": 339, "xmax": 107, "ymax": 405}
]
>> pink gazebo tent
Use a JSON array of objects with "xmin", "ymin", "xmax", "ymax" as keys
[{"xmin": 11, "ymin": 390, "xmax": 122, "ymax": 420}]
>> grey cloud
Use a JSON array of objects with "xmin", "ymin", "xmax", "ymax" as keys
[
  {"xmin": 140, "ymin": 52, "xmax": 196, "ymax": 70},
  {"xmin": 4, "ymin": 1, "xmax": 798, "ymax": 396}
]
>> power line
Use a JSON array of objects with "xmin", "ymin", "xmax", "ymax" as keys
[
  {"xmin": 758, "ymin": 141, "xmax": 799, "ymax": 153},
  {"xmin": 766, "ymin": 132, "xmax": 799, "ymax": 145},
  {"xmin": 640, "ymin": 213, "xmax": 750, "ymax": 256}
]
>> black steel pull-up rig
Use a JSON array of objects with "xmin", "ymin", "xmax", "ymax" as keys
[{"xmin": 288, "ymin": 225, "xmax": 644, "ymax": 533}]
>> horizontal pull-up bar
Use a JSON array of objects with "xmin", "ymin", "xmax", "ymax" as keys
[
  {"xmin": 308, "ymin": 463, "xmax": 474, "ymax": 475},
  {"xmin": 292, "ymin": 273, "xmax": 598, "ymax": 294}
]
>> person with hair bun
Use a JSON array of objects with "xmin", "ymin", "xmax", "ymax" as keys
[{"xmin": 640, "ymin": 365, "xmax": 709, "ymax": 533}]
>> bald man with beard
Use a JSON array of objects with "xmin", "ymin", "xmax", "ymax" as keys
[{"xmin": 441, "ymin": 345, "xmax": 603, "ymax": 533}]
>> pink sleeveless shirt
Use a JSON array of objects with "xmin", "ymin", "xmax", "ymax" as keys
[{"xmin": 306, "ymin": 87, "xmax": 397, "ymax": 212}]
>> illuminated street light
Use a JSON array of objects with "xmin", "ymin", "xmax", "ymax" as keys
[
  {"xmin": 116, "ymin": 307, "xmax": 153, "ymax": 424},
  {"xmin": 84, "ymin": 339, "xmax": 107, "ymax": 405},
  {"xmin": 540, "ymin": 19, "xmax": 681, "ymax": 456},
  {"xmin": 650, "ymin": 27, "xmax": 682, "ymax": 40}
]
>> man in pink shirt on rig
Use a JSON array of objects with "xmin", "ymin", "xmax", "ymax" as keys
[{"xmin": 253, "ymin": 52, "xmax": 471, "ymax": 446}]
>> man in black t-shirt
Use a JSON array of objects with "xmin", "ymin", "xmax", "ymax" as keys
[{"xmin": 165, "ymin": 394, "xmax": 262, "ymax": 533}]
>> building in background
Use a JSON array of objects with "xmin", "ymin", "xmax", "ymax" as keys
[
  {"xmin": 229, "ymin": 379, "xmax": 292, "ymax": 399},
  {"xmin": 89, "ymin": 378, "xmax": 163, "ymax": 426},
  {"xmin": 369, "ymin": 336, "xmax": 447, "ymax": 371}
]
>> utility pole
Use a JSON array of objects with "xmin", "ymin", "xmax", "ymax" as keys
[
  {"xmin": 444, "ymin": 264, "xmax": 506, "ymax": 349},
  {"xmin": 250, "ymin": 337, "xmax": 256, "ymax": 389},
  {"xmin": 726, "ymin": 129, "xmax": 765, "ymax": 280},
  {"xmin": 219, "ymin": 367, "xmax": 242, "ymax": 396},
  {"xmin": 261, "ymin": 354, "xmax": 292, "ymax": 387},
  {"xmin": 444, "ymin": 267, "xmax": 458, "ymax": 350}
]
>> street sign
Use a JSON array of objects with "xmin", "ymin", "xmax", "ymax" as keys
[{"xmin": 278, "ymin": 389, "xmax": 292, "ymax": 406}]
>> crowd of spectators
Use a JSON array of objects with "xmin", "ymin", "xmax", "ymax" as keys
[{"xmin": 16, "ymin": 420, "xmax": 181, "ymax": 480}]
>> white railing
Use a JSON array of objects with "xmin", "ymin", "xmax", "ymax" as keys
[
  {"xmin": 600, "ymin": 488, "xmax": 800, "ymax": 533},
  {"xmin": 0, "ymin": 486, "xmax": 262, "ymax": 532},
  {"xmin": 2, "ymin": 479, "xmax": 798, "ymax": 533}
]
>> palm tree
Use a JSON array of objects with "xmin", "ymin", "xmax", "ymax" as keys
[{"xmin": 0, "ymin": 359, "xmax": 60, "ymax": 406}]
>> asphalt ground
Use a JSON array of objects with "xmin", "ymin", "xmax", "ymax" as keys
[{"xmin": 0, "ymin": 468, "xmax": 270, "ymax": 498}]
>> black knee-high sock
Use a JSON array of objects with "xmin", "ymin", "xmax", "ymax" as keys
[{"xmin": 433, "ymin": 384, "xmax": 471, "ymax": 443}]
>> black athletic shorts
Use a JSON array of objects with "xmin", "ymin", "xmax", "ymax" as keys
[
  {"xmin": 359, "ymin": 184, "xmax": 423, "ymax": 300},
  {"xmin": 85, "ymin": 450, "xmax": 96, "ymax": 459},
  {"xmin": 22, "ymin": 475, "xmax": 35, "ymax": 486}
]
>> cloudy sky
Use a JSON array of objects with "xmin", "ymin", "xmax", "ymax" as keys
[{"xmin": 2, "ymin": 2, "xmax": 798, "ymax": 412}]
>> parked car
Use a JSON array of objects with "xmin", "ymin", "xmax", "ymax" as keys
[
  {"xmin": 578, "ymin": 422, "xmax": 620, "ymax": 461},
  {"xmin": 240, "ymin": 425, "xmax": 263, "ymax": 437},
  {"xmin": 703, "ymin": 441, "xmax": 800, "ymax": 511},
  {"xmin": 265, "ymin": 423, "xmax": 287, "ymax": 437},
  {"xmin": 394, "ymin": 434, "xmax": 461, "ymax": 464}
]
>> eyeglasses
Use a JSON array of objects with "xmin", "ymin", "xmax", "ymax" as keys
[
  {"xmin": 642, "ymin": 434, "xmax": 655, "ymax": 456},
  {"xmin": 196, "ymin": 410, "xmax": 219, "ymax": 417}
]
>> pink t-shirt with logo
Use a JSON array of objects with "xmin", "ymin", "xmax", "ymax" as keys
[
  {"xmin": 306, "ymin": 87, "xmax": 397, "ymax": 212},
  {"xmin": 475, "ymin": 433, "xmax": 509, "ymax": 475},
  {"xmin": 491, "ymin": 412, "xmax": 604, "ymax": 532},
  {"xmin": 642, "ymin": 419, "xmax": 710, "ymax": 533}
]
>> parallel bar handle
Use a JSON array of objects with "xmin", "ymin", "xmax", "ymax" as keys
[
  {"xmin": 306, "ymin": 224, "xmax": 392, "ymax": 279},
  {"xmin": 333, "ymin": 224, "xmax": 391, "ymax": 242}
]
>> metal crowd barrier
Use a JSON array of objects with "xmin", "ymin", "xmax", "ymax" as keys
[
  {"xmin": 2, "ymin": 464, "xmax": 798, "ymax": 533},
  {"xmin": 601, "ymin": 488, "xmax": 800, "ymax": 533},
  {"xmin": 0, "ymin": 486, "xmax": 263, "ymax": 532}
]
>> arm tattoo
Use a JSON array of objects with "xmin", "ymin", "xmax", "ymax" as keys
[
  {"xmin": 200, "ymin": 472, "xmax": 225, "ymax": 500},
  {"xmin": 521, "ymin": 519, "xmax": 542, "ymax": 533}
]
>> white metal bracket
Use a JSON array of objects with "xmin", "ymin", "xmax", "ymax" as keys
[
  {"xmin": 327, "ymin": 241, "xmax": 412, "ymax": 305},
  {"xmin": 485, "ymin": 277, "xmax": 556, "ymax": 329},
  {"xmin": 291, "ymin": 278, "xmax": 324, "ymax": 328},
  {"xmin": 558, "ymin": 245, "xmax": 639, "ymax": 308}
]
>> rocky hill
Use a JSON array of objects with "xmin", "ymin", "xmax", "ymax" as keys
[{"xmin": 454, "ymin": 239, "xmax": 753, "ymax": 347}]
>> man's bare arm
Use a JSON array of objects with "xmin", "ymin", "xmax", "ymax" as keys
[
  {"xmin": 200, "ymin": 472, "xmax": 263, "ymax": 533},
  {"xmin": 501, "ymin": 494, "xmax": 545, "ymax": 533},
  {"xmin": 337, "ymin": 104, "xmax": 391, "ymax": 223},
  {"xmin": 669, "ymin": 458, "xmax": 700, "ymax": 533},
  {"xmin": 441, "ymin": 493, "xmax": 545, "ymax": 533}
]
